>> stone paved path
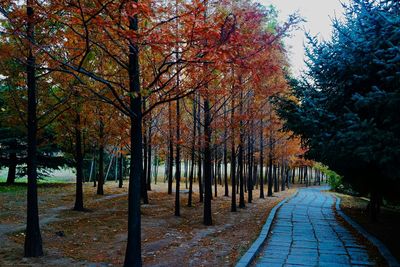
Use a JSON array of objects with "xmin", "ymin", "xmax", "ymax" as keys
[{"xmin": 255, "ymin": 187, "xmax": 375, "ymax": 267}]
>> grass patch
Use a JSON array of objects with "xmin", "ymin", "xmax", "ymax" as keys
[
  {"xmin": 0, "ymin": 184, "xmax": 26, "ymax": 193},
  {"xmin": 0, "ymin": 177, "xmax": 73, "ymax": 184},
  {"xmin": 0, "ymin": 179, "xmax": 72, "ymax": 194}
]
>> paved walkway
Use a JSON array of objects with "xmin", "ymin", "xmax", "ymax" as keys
[{"xmin": 255, "ymin": 187, "xmax": 375, "ymax": 267}]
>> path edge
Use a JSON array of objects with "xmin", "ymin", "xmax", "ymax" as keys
[
  {"xmin": 334, "ymin": 195, "xmax": 400, "ymax": 267},
  {"xmin": 235, "ymin": 189, "xmax": 299, "ymax": 267}
]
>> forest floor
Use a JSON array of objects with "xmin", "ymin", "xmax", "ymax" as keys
[
  {"xmin": 0, "ymin": 180, "xmax": 297, "ymax": 266},
  {"xmin": 336, "ymin": 192, "xmax": 400, "ymax": 263}
]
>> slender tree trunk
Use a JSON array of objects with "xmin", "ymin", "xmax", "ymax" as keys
[
  {"xmin": 197, "ymin": 152, "xmax": 203, "ymax": 202},
  {"xmin": 247, "ymin": 133, "xmax": 253, "ymax": 204},
  {"xmin": 197, "ymin": 94, "xmax": 203, "ymax": 203},
  {"xmin": 124, "ymin": 12, "xmax": 142, "ymax": 267},
  {"xmin": 164, "ymin": 148, "xmax": 168, "ymax": 182},
  {"xmin": 175, "ymin": 98, "xmax": 181, "ymax": 217},
  {"xmin": 184, "ymin": 159, "xmax": 188, "ymax": 189},
  {"xmin": 230, "ymin": 96, "xmax": 237, "ymax": 212},
  {"xmin": 24, "ymin": 1, "xmax": 43, "ymax": 257},
  {"xmin": 188, "ymin": 97, "xmax": 196, "ymax": 207},
  {"xmin": 318, "ymin": 170, "xmax": 321, "ymax": 185},
  {"xmin": 93, "ymin": 153, "xmax": 97, "ymax": 187},
  {"xmin": 244, "ymin": 156, "xmax": 247, "ymax": 193},
  {"xmin": 298, "ymin": 167, "xmax": 301, "ymax": 183},
  {"xmin": 292, "ymin": 168, "xmax": 295, "ymax": 184},
  {"xmin": 155, "ymin": 155, "xmax": 159, "ymax": 184},
  {"xmin": 286, "ymin": 167, "xmax": 290, "ymax": 189},
  {"xmin": 223, "ymin": 146, "xmax": 229, "ymax": 197},
  {"xmin": 203, "ymin": 98, "xmax": 212, "ymax": 225},
  {"xmin": 168, "ymin": 101, "xmax": 173, "ymax": 195},
  {"xmin": 238, "ymin": 91, "xmax": 245, "ymax": 208},
  {"xmin": 259, "ymin": 119, "xmax": 264, "ymax": 199},
  {"xmin": 6, "ymin": 141, "xmax": 17, "ymax": 185},
  {"xmin": 299, "ymin": 167, "xmax": 303, "ymax": 184},
  {"xmin": 267, "ymin": 155, "xmax": 273, "ymax": 197},
  {"xmin": 281, "ymin": 160, "xmax": 286, "ymax": 191},
  {"xmin": 236, "ymin": 163, "xmax": 240, "ymax": 194},
  {"xmin": 304, "ymin": 166, "xmax": 308, "ymax": 187},
  {"xmin": 188, "ymin": 159, "xmax": 194, "ymax": 206},
  {"xmin": 153, "ymin": 151, "xmax": 158, "ymax": 184},
  {"xmin": 118, "ymin": 153, "xmax": 123, "ymax": 188},
  {"xmin": 254, "ymin": 163, "xmax": 258, "ymax": 190},
  {"xmin": 238, "ymin": 140, "xmax": 245, "ymax": 208},
  {"xmin": 147, "ymin": 123, "xmax": 152, "ymax": 191},
  {"xmin": 97, "ymin": 120, "xmax": 104, "ymax": 195},
  {"xmin": 273, "ymin": 164, "xmax": 278, "ymax": 193},
  {"xmin": 217, "ymin": 158, "xmax": 222, "ymax": 185},
  {"xmin": 74, "ymin": 112, "xmax": 84, "ymax": 211},
  {"xmin": 214, "ymin": 146, "xmax": 218, "ymax": 198}
]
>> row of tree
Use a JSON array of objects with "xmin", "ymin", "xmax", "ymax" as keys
[{"xmin": 0, "ymin": 0, "xmax": 306, "ymax": 265}]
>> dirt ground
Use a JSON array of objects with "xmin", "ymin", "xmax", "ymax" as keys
[
  {"xmin": 336, "ymin": 193, "xmax": 400, "ymax": 263},
  {"xmin": 0, "ymin": 180, "xmax": 296, "ymax": 266}
]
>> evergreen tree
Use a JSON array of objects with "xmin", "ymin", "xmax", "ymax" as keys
[{"xmin": 275, "ymin": 0, "xmax": 400, "ymax": 220}]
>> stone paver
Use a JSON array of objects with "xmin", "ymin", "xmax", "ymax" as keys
[{"xmin": 255, "ymin": 187, "xmax": 375, "ymax": 267}]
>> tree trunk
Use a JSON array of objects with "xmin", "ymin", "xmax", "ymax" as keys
[
  {"xmin": 247, "ymin": 133, "xmax": 253, "ymax": 204},
  {"xmin": 223, "ymin": 130, "xmax": 229, "ymax": 197},
  {"xmin": 273, "ymin": 164, "xmax": 278, "ymax": 193},
  {"xmin": 238, "ymin": 92, "xmax": 245, "ymax": 208},
  {"xmin": 93, "ymin": 154, "xmax": 97, "ymax": 187},
  {"xmin": 286, "ymin": 167, "xmax": 290, "ymax": 189},
  {"xmin": 175, "ymin": 99, "xmax": 181, "ymax": 217},
  {"xmin": 197, "ymin": 152, "xmax": 203, "ymax": 202},
  {"xmin": 267, "ymin": 155, "xmax": 273, "ymax": 197},
  {"xmin": 203, "ymin": 98, "xmax": 212, "ymax": 225},
  {"xmin": 299, "ymin": 167, "xmax": 303, "ymax": 184},
  {"xmin": 238, "ymin": 141, "xmax": 245, "ymax": 208},
  {"xmin": 153, "ymin": 150, "xmax": 158, "ymax": 184},
  {"xmin": 118, "ymin": 153, "xmax": 123, "ymax": 188},
  {"xmin": 147, "ymin": 123, "xmax": 152, "ymax": 191},
  {"xmin": 281, "ymin": 161, "xmax": 286, "ymax": 191},
  {"xmin": 124, "ymin": 12, "xmax": 142, "ymax": 267},
  {"xmin": 230, "ymin": 96, "xmax": 237, "ymax": 212},
  {"xmin": 318, "ymin": 170, "xmax": 321, "ymax": 185},
  {"xmin": 214, "ymin": 147, "xmax": 218, "ymax": 198},
  {"xmin": 167, "ymin": 101, "xmax": 173, "ymax": 195},
  {"xmin": 217, "ymin": 158, "xmax": 222, "ymax": 185},
  {"xmin": 292, "ymin": 168, "xmax": 295, "ymax": 184},
  {"xmin": 197, "ymin": 94, "xmax": 203, "ymax": 203},
  {"xmin": 188, "ymin": 96, "xmax": 196, "ymax": 207},
  {"xmin": 184, "ymin": 159, "xmax": 188, "ymax": 189},
  {"xmin": 304, "ymin": 166, "xmax": 308, "ymax": 187},
  {"xmin": 97, "ymin": 120, "xmax": 104, "ymax": 195},
  {"xmin": 259, "ymin": 120, "xmax": 264, "ymax": 199},
  {"xmin": 73, "ymin": 112, "xmax": 84, "ymax": 211},
  {"xmin": 24, "ymin": 1, "xmax": 43, "ymax": 257},
  {"xmin": 6, "ymin": 141, "xmax": 17, "ymax": 185}
]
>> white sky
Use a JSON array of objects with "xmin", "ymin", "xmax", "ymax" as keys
[{"xmin": 257, "ymin": 0, "xmax": 349, "ymax": 76}]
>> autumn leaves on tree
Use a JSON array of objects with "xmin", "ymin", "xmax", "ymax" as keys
[{"xmin": 0, "ymin": 0, "xmax": 304, "ymax": 265}]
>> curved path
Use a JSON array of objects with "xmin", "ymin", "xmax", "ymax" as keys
[{"xmin": 255, "ymin": 187, "xmax": 375, "ymax": 267}]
